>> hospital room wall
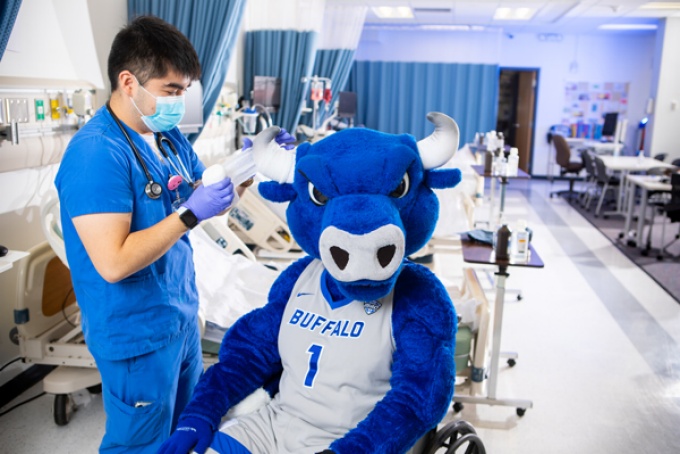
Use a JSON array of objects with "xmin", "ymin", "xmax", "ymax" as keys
[
  {"xmin": 0, "ymin": 0, "xmax": 127, "ymax": 374},
  {"xmin": 646, "ymin": 18, "xmax": 680, "ymax": 162},
  {"xmin": 354, "ymin": 29, "xmax": 656, "ymax": 176}
]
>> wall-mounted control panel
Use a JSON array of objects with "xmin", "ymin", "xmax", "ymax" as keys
[{"xmin": 0, "ymin": 87, "xmax": 96, "ymax": 146}]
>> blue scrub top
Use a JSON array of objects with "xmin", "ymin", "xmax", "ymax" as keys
[{"xmin": 55, "ymin": 105, "xmax": 206, "ymax": 361}]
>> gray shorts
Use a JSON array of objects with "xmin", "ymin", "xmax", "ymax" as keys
[{"xmin": 208, "ymin": 403, "xmax": 336, "ymax": 454}]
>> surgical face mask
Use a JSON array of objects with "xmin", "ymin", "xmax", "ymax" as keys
[{"xmin": 130, "ymin": 77, "xmax": 186, "ymax": 132}]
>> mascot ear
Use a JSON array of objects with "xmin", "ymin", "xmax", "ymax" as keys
[
  {"xmin": 425, "ymin": 168, "xmax": 462, "ymax": 189},
  {"xmin": 259, "ymin": 181, "xmax": 297, "ymax": 203}
]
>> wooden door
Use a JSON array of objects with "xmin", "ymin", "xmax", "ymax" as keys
[{"xmin": 515, "ymin": 71, "xmax": 537, "ymax": 173}]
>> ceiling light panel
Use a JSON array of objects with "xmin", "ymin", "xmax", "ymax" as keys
[
  {"xmin": 494, "ymin": 6, "xmax": 537, "ymax": 20},
  {"xmin": 371, "ymin": 6, "xmax": 414, "ymax": 19},
  {"xmin": 639, "ymin": 2, "xmax": 680, "ymax": 10}
]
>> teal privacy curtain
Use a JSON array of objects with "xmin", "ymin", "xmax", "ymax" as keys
[
  {"xmin": 347, "ymin": 61, "xmax": 499, "ymax": 143},
  {"xmin": 0, "ymin": 0, "xmax": 22, "ymax": 61},
  {"xmin": 313, "ymin": 49, "xmax": 355, "ymax": 99},
  {"xmin": 243, "ymin": 30, "xmax": 318, "ymax": 133},
  {"xmin": 128, "ymin": 0, "xmax": 247, "ymax": 140}
]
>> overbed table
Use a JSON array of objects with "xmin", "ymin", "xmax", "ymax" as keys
[
  {"xmin": 471, "ymin": 165, "xmax": 530, "ymax": 226},
  {"xmin": 454, "ymin": 234, "xmax": 544, "ymax": 416}
]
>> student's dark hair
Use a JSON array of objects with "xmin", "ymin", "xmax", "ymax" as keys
[{"xmin": 107, "ymin": 15, "xmax": 201, "ymax": 90}]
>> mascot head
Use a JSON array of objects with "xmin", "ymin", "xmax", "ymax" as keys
[{"xmin": 254, "ymin": 113, "xmax": 462, "ymax": 302}]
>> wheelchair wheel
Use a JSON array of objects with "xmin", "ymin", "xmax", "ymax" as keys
[
  {"xmin": 446, "ymin": 433, "xmax": 486, "ymax": 454},
  {"xmin": 426, "ymin": 420, "xmax": 485, "ymax": 454}
]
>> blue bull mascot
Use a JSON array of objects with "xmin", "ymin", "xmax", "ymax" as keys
[{"xmin": 160, "ymin": 112, "xmax": 463, "ymax": 454}]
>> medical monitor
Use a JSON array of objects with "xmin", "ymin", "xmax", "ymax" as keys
[
  {"xmin": 601, "ymin": 112, "xmax": 619, "ymax": 137},
  {"xmin": 252, "ymin": 76, "xmax": 281, "ymax": 113},
  {"xmin": 337, "ymin": 92, "xmax": 357, "ymax": 118}
]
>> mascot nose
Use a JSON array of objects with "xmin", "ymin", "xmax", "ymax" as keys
[
  {"xmin": 320, "ymin": 225, "xmax": 405, "ymax": 283},
  {"xmin": 330, "ymin": 244, "xmax": 396, "ymax": 271}
]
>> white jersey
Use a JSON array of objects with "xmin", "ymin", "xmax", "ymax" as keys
[{"xmin": 220, "ymin": 259, "xmax": 395, "ymax": 453}]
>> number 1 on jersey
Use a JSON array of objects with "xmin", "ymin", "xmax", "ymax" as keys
[{"xmin": 304, "ymin": 344, "xmax": 323, "ymax": 387}]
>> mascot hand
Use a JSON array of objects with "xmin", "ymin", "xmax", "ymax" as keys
[
  {"xmin": 315, "ymin": 450, "xmax": 335, "ymax": 453},
  {"xmin": 157, "ymin": 417, "xmax": 214, "ymax": 454}
]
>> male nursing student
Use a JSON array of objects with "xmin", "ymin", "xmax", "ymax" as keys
[{"xmin": 55, "ymin": 16, "xmax": 246, "ymax": 453}]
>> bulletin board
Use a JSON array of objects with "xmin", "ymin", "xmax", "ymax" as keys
[{"xmin": 562, "ymin": 81, "xmax": 629, "ymax": 138}]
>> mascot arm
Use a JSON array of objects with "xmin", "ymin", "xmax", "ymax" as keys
[
  {"xmin": 331, "ymin": 263, "xmax": 457, "ymax": 453},
  {"xmin": 179, "ymin": 256, "xmax": 315, "ymax": 429}
]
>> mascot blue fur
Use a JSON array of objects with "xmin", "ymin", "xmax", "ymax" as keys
[{"xmin": 160, "ymin": 112, "xmax": 463, "ymax": 454}]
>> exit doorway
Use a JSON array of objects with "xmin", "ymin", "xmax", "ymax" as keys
[{"xmin": 496, "ymin": 68, "xmax": 539, "ymax": 174}]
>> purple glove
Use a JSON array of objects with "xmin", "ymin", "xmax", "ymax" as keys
[
  {"xmin": 157, "ymin": 417, "xmax": 214, "ymax": 454},
  {"xmin": 275, "ymin": 128, "xmax": 296, "ymax": 150},
  {"xmin": 181, "ymin": 177, "xmax": 234, "ymax": 223}
]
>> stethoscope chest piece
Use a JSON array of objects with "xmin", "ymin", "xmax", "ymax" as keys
[{"xmin": 145, "ymin": 181, "xmax": 163, "ymax": 199}]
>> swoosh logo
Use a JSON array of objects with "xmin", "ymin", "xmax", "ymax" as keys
[{"xmin": 296, "ymin": 292, "xmax": 314, "ymax": 297}]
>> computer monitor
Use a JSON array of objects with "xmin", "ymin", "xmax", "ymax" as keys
[
  {"xmin": 337, "ymin": 92, "xmax": 357, "ymax": 118},
  {"xmin": 252, "ymin": 76, "xmax": 281, "ymax": 113},
  {"xmin": 601, "ymin": 112, "xmax": 619, "ymax": 137}
]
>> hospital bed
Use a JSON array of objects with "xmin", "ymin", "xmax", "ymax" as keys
[
  {"xmin": 28, "ymin": 191, "xmax": 278, "ymax": 426},
  {"xmin": 14, "ymin": 240, "xmax": 101, "ymax": 426},
  {"xmin": 225, "ymin": 187, "xmax": 302, "ymax": 263}
]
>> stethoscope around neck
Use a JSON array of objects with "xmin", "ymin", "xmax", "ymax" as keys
[{"xmin": 106, "ymin": 102, "xmax": 194, "ymax": 200}]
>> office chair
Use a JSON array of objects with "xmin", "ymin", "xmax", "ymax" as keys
[
  {"xmin": 644, "ymin": 173, "xmax": 680, "ymax": 260},
  {"xmin": 593, "ymin": 156, "xmax": 621, "ymax": 218},
  {"xmin": 579, "ymin": 150, "xmax": 598, "ymax": 210},
  {"xmin": 549, "ymin": 134, "xmax": 584, "ymax": 201}
]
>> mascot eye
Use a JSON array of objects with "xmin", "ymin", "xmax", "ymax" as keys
[
  {"xmin": 308, "ymin": 182, "xmax": 329, "ymax": 206},
  {"xmin": 389, "ymin": 173, "xmax": 410, "ymax": 198}
]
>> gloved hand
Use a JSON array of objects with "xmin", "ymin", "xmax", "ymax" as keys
[
  {"xmin": 275, "ymin": 128, "xmax": 296, "ymax": 150},
  {"xmin": 315, "ymin": 450, "xmax": 335, "ymax": 454},
  {"xmin": 157, "ymin": 417, "xmax": 214, "ymax": 454},
  {"xmin": 181, "ymin": 177, "xmax": 234, "ymax": 223}
]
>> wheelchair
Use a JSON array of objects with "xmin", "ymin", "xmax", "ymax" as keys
[{"xmin": 409, "ymin": 420, "xmax": 486, "ymax": 454}]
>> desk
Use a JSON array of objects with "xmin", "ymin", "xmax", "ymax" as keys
[
  {"xmin": 598, "ymin": 156, "xmax": 673, "ymax": 216},
  {"xmin": 564, "ymin": 137, "xmax": 585, "ymax": 147},
  {"xmin": 454, "ymin": 234, "xmax": 544, "ymax": 415},
  {"xmin": 471, "ymin": 165, "xmax": 530, "ymax": 226},
  {"xmin": 622, "ymin": 174, "xmax": 671, "ymax": 249},
  {"xmin": 580, "ymin": 140, "xmax": 622, "ymax": 156},
  {"xmin": 0, "ymin": 250, "xmax": 29, "ymax": 274}
]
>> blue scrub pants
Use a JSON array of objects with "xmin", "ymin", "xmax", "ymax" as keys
[{"xmin": 93, "ymin": 323, "xmax": 203, "ymax": 454}]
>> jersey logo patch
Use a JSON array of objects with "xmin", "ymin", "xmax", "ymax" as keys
[{"xmin": 364, "ymin": 301, "xmax": 382, "ymax": 315}]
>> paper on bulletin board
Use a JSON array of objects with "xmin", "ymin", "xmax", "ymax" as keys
[{"xmin": 562, "ymin": 81, "xmax": 629, "ymax": 138}]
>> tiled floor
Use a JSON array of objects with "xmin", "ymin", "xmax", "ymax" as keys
[{"xmin": 1, "ymin": 179, "xmax": 679, "ymax": 453}]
